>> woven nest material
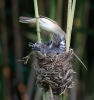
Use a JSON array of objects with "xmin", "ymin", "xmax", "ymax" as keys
[{"xmin": 33, "ymin": 49, "xmax": 75, "ymax": 95}]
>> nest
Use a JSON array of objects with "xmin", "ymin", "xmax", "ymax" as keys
[{"xmin": 33, "ymin": 49, "xmax": 75, "ymax": 95}]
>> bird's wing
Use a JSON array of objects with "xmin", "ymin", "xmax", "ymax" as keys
[
  {"xmin": 39, "ymin": 15, "xmax": 59, "ymax": 26},
  {"xmin": 19, "ymin": 16, "xmax": 59, "ymax": 26}
]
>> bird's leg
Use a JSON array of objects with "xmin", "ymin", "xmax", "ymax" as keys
[
  {"xmin": 22, "ymin": 51, "xmax": 33, "ymax": 64},
  {"xmin": 18, "ymin": 51, "xmax": 33, "ymax": 64},
  {"xmin": 18, "ymin": 42, "xmax": 42, "ymax": 64}
]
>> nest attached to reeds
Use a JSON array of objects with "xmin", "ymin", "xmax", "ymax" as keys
[{"xmin": 33, "ymin": 49, "xmax": 75, "ymax": 95}]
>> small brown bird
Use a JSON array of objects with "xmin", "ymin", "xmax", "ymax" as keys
[
  {"xmin": 19, "ymin": 16, "xmax": 66, "ymax": 52},
  {"xmin": 19, "ymin": 16, "xmax": 66, "ymax": 39}
]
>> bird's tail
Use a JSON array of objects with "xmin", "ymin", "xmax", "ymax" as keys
[{"xmin": 19, "ymin": 16, "xmax": 36, "ymax": 24}]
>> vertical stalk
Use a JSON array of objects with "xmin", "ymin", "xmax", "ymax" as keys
[
  {"xmin": 69, "ymin": 0, "xmax": 76, "ymax": 44},
  {"xmin": 70, "ymin": 0, "xmax": 89, "ymax": 99},
  {"xmin": 33, "ymin": 0, "xmax": 41, "ymax": 43},
  {"xmin": 66, "ymin": 0, "xmax": 76, "ymax": 52},
  {"xmin": 65, "ymin": 0, "xmax": 76, "ymax": 99},
  {"xmin": 62, "ymin": 94, "xmax": 66, "ymax": 100},
  {"xmin": 64, "ymin": 0, "xmax": 72, "ymax": 99},
  {"xmin": 71, "ymin": 0, "xmax": 76, "ymax": 30},
  {"xmin": 42, "ymin": 90, "xmax": 46, "ymax": 100},
  {"xmin": 66, "ymin": 0, "xmax": 72, "ymax": 52},
  {"xmin": 33, "ymin": 0, "xmax": 45, "ymax": 100}
]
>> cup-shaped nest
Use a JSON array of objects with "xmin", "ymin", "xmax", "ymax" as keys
[{"xmin": 33, "ymin": 49, "xmax": 75, "ymax": 95}]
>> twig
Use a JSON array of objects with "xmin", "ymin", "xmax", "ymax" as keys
[
  {"xmin": 73, "ymin": 52, "xmax": 87, "ymax": 70},
  {"xmin": 49, "ymin": 85, "xmax": 54, "ymax": 100}
]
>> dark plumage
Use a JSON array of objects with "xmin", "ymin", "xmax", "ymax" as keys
[{"xmin": 29, "ymin": 33, "xmax": 66, "ymax": 54}]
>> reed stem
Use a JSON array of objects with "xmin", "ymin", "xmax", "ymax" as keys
[
  {"xmin": 66, "ymin": 0, "xmax": 72, "ymax": 52},
  {"xmin": 65, "ymin": 0, "xmax": 76, "ymax": 99},
  {"xmin": 42, "ymin": 90, "xmax": 46, "ymax": 100},
  {"xmin": 62, "ymin": 94, "xmax": 66, "ymax": 100},
  {"xmin": 69, "ymin": 0, "xmax": 76, "ymax": 46},
  {"xmin": 33, "ymin": 0, "xmax": 41, "ymax": 43},
  {"xmin": 66, "ymin": 0, "xmax": 76, "ymax": 52}
]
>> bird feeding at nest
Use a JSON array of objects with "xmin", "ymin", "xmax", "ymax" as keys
[{"xmin": 19, "ymin": 16, "xmax": 66, "ymax": 53}]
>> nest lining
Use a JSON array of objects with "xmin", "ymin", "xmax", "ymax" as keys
[{"xmin": 33, "ymin": 49, "xmax": 75, "ymax": 95}]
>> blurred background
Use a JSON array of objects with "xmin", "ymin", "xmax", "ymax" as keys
[{"xmin": 0, "ymin": 0, "xmax": 94, "ymax": 100}]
